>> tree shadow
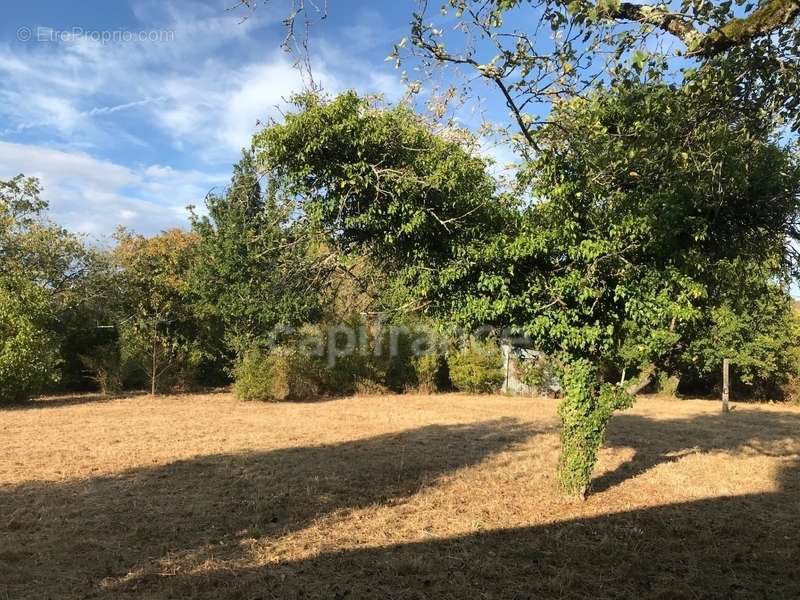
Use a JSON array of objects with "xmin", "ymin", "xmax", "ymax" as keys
[
  {"xmin": 4, "ymin": 410, "xmax": 799, "ymax": 599},
  {"xmin": 0, "ymin": 418, "xmax": 537, "ymax": 599},
  {"xmin": 1, "ymin": 391, "xmax": 149, "ymax": 411},
  {"xmin": 592, "ymin": 407, "xmax": 800, "ymax": 493},
  {"xmin": 91, "ymin": 411, "xmax": 800, "ymax": 600},
  {"xmin": 173, "ymin": 458, "xmax": 799, "ymax": 599}
]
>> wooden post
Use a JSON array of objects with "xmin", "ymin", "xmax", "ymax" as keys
[
  {"xmin": 503, "ymin": 344, "xmax": 510, "ymax": 393},
  {"xmin": 722, "ymin": 358, "xmax": 730, "ymax": 413}
]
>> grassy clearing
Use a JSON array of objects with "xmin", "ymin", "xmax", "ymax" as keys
[{"xmin": 1, "ymin": 392, "xmax": 799, "ymax": 599}]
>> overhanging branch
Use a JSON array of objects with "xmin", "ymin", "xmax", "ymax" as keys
[
  {"xmin": 698, "ymin": 0, "xmax": 800, "ymax": 56},
  {"xmin": 608, "ymin": 0, "xmax": 800, "ymax": 57}
]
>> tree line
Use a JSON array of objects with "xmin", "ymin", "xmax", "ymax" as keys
[{"xmin": 3, "ymin": 87, "xmax": 799, "ymax": 399}]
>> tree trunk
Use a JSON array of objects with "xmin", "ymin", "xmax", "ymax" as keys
[
  {"xmin": 558, "ymin": 359, "xmax": 636, "ymax": 498},
  {"xmin": 151, "ymin": 338, "xmax": 157, "ymax": 396},
  {"xmin": 557, "ymin": 360, "xmax": 602, "ymax": 498},
  {"xmin": 625, "ymin": 363, "xmax": 656, "ymax": 396}
]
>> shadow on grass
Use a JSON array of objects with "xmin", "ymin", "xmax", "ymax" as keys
[
  {"xmin": 116, "ymin": 410, "xmax": 800, "ymax": 599},
  {"xmin": 593, "ymin": 408, "xmax": 800, "ymax": 493},
  {"xmin": 0, "ymin": 418, "xmax": 536, "ymax": 599},
  {"xmin": 3, "ymin": 410, "xmax": 799, "ymax": 599},
  {"xmin": 171, "ymin": 457, "xmax": 799, "ymax": 600},
  {"xmin": 0, "ymin": 391, "xmax": 148, "ymax": 411}
]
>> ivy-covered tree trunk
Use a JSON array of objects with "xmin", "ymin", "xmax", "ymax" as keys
[{"xmin": 557, "ymin": 359, "xmax": 634, "ymax": 497}]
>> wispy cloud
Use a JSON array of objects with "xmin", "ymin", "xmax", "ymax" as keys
[
  {"xmin": 0, "ymin": 0, "xmax": 406, "ymax": 234},
  {"xmin": 0, "ymin": 141, "xmax": 227, "ymax": 236},
  {"xmin": 86, "ymin": 97, "xmax": 167, "ymax": 117}
]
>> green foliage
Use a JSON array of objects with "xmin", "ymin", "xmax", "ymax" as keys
[
  {"xmin": 0, "ymin": 281, "xmax": 59, "ymax": 403},
  {"xmin": 371, "ymin": 324, "xmax": 423, "ymax": 393},
  {"xmin": 232, "ymin": 318, "xmax": 453, "ymax": 401},
  {"xmin": 321, "ymin": 351, "xmax": 384, "ymax": 396},
  {"xmin": 1, "ymin": 174, "xmax": 98, "ymax": 393},
  {"xmin": 447, "ymin": 339, "xmax": 505, "ymax": 393},
  {"xmin": 510, "ymin": 83, "xmax": 798, "ymax": 363},
  {"xmin": 254, "ymin": 92, "xmax": 511, "ymax": 301},
  {"xmin": 653, "ymin": 372, "xmax": 680, "ymax": 396},
  {"xmin": 304, "ymin": 318, "xmax": 420, "ymax": 395},
  {"xmin": 233, "ymin": 347, "xmax": 322, "ymax": 402},
  {"xmin": 190, "ymin": 150, "xmax": 324, "ymax": 356},
  {"xmin": 557, "ymin": 359, "xmax": 634, "ymax": 496},
  {"xmin": 517, "ymin": 355, "xmax": 555, "ymax": 394},
  {"xmin": 414, "ymin": 353, "xmax": 451, "ymax": 393},
  {"xmin": 679, "ymin": 283, "xmax": 800, "ymax": 398},
  {"xmin": 113, "ymin": 228, "xmax": 216, "ymax": 394}
]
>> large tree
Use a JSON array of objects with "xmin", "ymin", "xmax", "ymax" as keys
[
  {"xmin": 190, "ymin": 150, "xmax": 326, "ymax": 356},
  {"xmin": 0, "ymin": 175, "xmax": 99, "ymax": 400},
  {"xmin": 256, "ymin": 86, "xmax": 800, "ymax": 495},
  {"xmin": 406, "ymin": 0, "xmax": 800, "ymax": 141},
  {"xmin": 463, "ymin": 82, "xmax": 799, "ymax": 492}
]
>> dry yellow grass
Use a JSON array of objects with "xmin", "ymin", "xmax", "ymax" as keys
[{"xmin": 1, "ymin": 392, "xmax": 799, "ymax": 599}]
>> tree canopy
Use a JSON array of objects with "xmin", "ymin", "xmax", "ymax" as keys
[
  {"xmin": 254, "ymin": 82, "xmax": 800, "ymax": 493},
  {"xmin": 190, "ymin": 150, "xmax": 324, "ymax": 356}
]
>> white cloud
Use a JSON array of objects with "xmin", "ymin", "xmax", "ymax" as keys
[
  {"xmin": 0, "ymin": 142, "xmax": 227, "ymax": 236},
  {"xmin": 148, "ymin": 55, "xmax": 323, "ymax": 158},
  {"xmin": 143, "ymin": 164, "xmax": 177, "ymax": 178},
  {"xmin": 0, "ymin": 0, "xmax": 406, "ymax": 234},
  {"xmin": 0, "ymin": 2, "xmax": 404, "ymax": 153}
]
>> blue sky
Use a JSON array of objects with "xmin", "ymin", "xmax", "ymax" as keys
[{"xmin": 1, "ymin": 0, "xmax": 504, "ymax": 236}]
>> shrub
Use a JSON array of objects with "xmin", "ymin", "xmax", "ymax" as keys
[
  {"xmin": 314, "ymin": 319, "xmax": 421, "ymax": 395},
  {"xmin": 653, "ymin": 371, "xmax": 680, "ymax": 396},
  {"xmin": 374, "ymin": 325, "xmax": 420, "ymax": 392},
  {"xmin": 447, "ymin": 339, "xmax": 504, "ymax": 393},
  {"xmin": 517, "ymin": 354, "xmax": 556, "ymax": 394},
  {"xmin": 233, "ymin": 347, "xmax": 322, "ymax": 401},
  {"xmin": 79, "ymin": 342, "xmax": 122, "ymax": 396},
  {"xmin": 383, "ymin": 334, "xmax": 418, "ymax": 392},
  {"xmin": 414, "ymin": 353, "xmax": 450, "ymax": 392},
  {"xmin": 0, "ymin": 285, "xmax": 60, "ymax": 404},
  {"xmin": 321, "ymin": 352, "xmax": 380, "ymax": 396}
]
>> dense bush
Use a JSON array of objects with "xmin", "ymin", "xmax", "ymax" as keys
[
  {"xmin": 414, "ymin": 353, "xmax": 450, "ymax": 393},
  {"xmin": 321, "ymin": 352, "xmax": 383, "ymax": 396},
  {"xmin": 0, "ymin": 285, "xmax": 59, "ymax": 403},
  {"xmin": 678, "ymin": 293, "xmax": 800, "ymax": 399},
  {"xmin": 517, "ymin": 354, "xmax": 557, "ymax": 394},
  {"xmin": 232, "ymin": 321, "xmax": 455, "ymax": 401},
  {"xmin": 233, "ymin": 347, "xmax": 322, "ymax": 401},
  {"xmin": 653, "ymin": 371, "xmax": 680, "ymax": 396},
  {"xmin": 447, "ymin": 340, "xmax": 504, "ymax": 393},
  {"xmin": 309, "ymin": 319, "xmax": 423, "ymax": 395}
]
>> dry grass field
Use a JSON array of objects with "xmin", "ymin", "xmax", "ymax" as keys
[{"xmin": 1, "ymin": 392, "xmax": 799, "ymax": 599}]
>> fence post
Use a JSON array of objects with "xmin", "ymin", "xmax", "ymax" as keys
[{"xmin": 722, "ymin": 358, "xmax": 730, "ymax": 413}]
